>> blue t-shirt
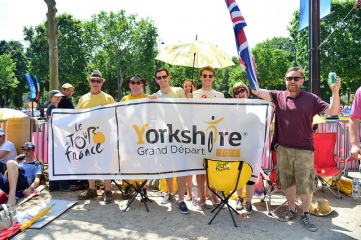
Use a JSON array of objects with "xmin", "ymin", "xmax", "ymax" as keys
[{"xmin": 19, "ymin": 160, "xmax": 42, "ymax": 185}]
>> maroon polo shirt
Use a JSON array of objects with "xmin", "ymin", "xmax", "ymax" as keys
[{"xmin": 270, "ymin": 90, "xmax": 329, "ymax": 151}]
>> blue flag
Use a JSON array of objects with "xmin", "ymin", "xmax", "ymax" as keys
[
  {"xmin": 25, "ymin": 73, "xmax": 37, "ymax": 99},
  {"xmin": 298, "ymin": 0, "xmax": 331, "ymax": 31}
]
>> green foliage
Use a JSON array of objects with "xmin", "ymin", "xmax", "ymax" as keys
[{"xmin": 0, "ymin": 54, "xmax": 18, "ymax": 106}]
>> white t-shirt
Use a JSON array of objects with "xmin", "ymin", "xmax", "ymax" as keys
[
  {"xmin": 193, "ymin": 89, "xmax": 224, "ymax": 98},
  {"xmin": 155, "ymin": 87, "xmax": 186, "ymax": 98},
  {"xmin": 0, "ymin": 140, "xmax": 18, "ymax": 163}
]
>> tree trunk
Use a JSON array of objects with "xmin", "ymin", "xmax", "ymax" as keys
[{"xmin": 45, "ymin": 0, "xmax": 59, "ymax": 91}]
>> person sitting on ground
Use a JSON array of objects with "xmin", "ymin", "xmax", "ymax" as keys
[
  {"xmin": 0, "ymin": 128, "xmax": 17, "ymax": 174},
  {"xmin": 0, "ymin": 142, "xmax": 42, "ymax": 206},
  {"xmin": 120, "ymin": 74, "xmax": 149, "ymax": 200}
]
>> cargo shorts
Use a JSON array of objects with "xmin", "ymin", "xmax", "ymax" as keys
[{"xmin": 275, "ymin": 145, "xmax": 317, "ymax": 195}]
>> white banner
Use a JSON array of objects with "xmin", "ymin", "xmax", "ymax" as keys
[{"xmin": 49, "ymin": 98, "xmax": 272, "ymax": 180}]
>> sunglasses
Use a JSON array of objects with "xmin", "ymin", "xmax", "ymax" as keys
[
  {"xmin": 202, "ymin": 74, "xmax": 214, "ymax": 79},
  {"xmin": 285, "ymin": 76, "xmax": 302, "ymax": 82},
  {"xmin": 22, "ymin": 148, "xmax": 33, "ymax": 152},
  {"xmin": 234, "ymin": 88, "xmax": 246, "ymax": 95},
  {"xmin": 90, "ymin": 79, "xmax": 103, "ymax": 84},
  {"xmin": 155, "ymin": 75, "xmax": 168, "ymax": 80},
  {"xmin": 0, "ymin": 135, "xmax": 4, "ymax": 138},
  {"xmin": 130, "ymin": 81, "xmax": 142, "ymax": 85}
]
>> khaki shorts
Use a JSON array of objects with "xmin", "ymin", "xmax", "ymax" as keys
[{"xmin": 275, "ymin": 145, "xmax": 317, "ymax": 195}]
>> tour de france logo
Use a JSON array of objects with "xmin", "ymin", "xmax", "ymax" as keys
[{"xmin": 64, "ymin": 123, "xmax": 105, "ymax": 162}]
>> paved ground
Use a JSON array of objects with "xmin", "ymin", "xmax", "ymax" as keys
[{"xmin": 13, "ymin": 175, "xmax": 361, "ymax": 240}]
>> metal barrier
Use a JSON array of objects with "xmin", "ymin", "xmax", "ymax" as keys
[
  {"xmin": 261, "ymin": 118, "xmax": 360, "ymax": 177},
  {"xmin": 31, "ymin": 118, "xmax": 48, "ymax": 166}
]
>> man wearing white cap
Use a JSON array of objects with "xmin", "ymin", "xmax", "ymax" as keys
[
  {"xmin": 59, "ymin": 83, "xmax": 75, "ymax": 109},
  {"xmin": 0, "ymin": 128, "xmax": 17, "ymax": 174}
]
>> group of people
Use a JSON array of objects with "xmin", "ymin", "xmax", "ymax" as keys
[{"xmin": 39, "ymin": 64, "xmax": 361, "ymax": 233}]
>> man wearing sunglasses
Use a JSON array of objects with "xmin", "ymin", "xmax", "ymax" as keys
[
  {"xmin": 252, "ymin": 66, "xmax": 340, "ymax": 232},
  {"xmin": 192, "ymin": 66, "xmax": 224, "ymax": 211},
  {"xmin": 0, "ymin": 128, "xmax": 17, "ymax": 174},
  {"xmin": 121, "ymin": 74, "xmax": 148, "ymax": 101},
  {"xmin": 76, "ymin": 70, "xmax": 115, "ymax": 204},
  {"xmin": 0, "ymin": 142, "xmax": 42, "ymax": 206},
  {"xmin": 149, "ymin": 67, "xmax": 190, "ymax": 214},
  {"xmin": 58, "ymin": 83, "xmax": 75, "ymax": 109}
]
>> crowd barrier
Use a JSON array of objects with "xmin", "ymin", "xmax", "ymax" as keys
[
  {"xmin": 261, "ymin": 118, "xmax": 360, "ymax": 177},
  {"xmin": 11, "ymin": 117, "xmax": 361, "ymax": 178}
]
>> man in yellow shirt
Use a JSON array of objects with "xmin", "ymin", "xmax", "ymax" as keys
[
  {"xmin": 121, "ymin": 74, "xmax": 148, "ymax": 101},
  {"xmin": 76, "ymin": 70, "xmax": 115, "ymax": 204}
]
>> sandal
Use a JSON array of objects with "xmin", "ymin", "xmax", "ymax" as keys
[
  {"xmin": 185, "ymin": 195, "xmax": 192, "ymax": 201},
  {"xmin": 197, "ymin": 203, "xmax": 206, "ymax": 211}
]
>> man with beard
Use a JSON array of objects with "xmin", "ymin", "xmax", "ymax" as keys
[{"xmin": 252, "ymin": 66, "xmax": 340, "ymax": 232}]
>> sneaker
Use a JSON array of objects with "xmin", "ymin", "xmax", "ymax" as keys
[
  {"xmin": 161, "ymin": 193, "xmax": 175, "ymax": 204},
  {"xmin": 300, "ymin": 213, "xmax": 318, "ymax": 232},
  {"xmin": 104, "ymin": 191, "xmax": 113, "ymax": 204},
  {"xmin": 78, "ymin": 189, "xmax": 97, "ymax": 200},
  {"xmin": 278, "ymin": 209, "xmax": 297, "ymax": 222},
  {"xmin": 236, "ymin": 197, "xmax": 244, "ymax": 210},
  {"xmin": 242, "ymin": 202, "xmax": 253, "ymax": 215},
  {"xmin": 178, "ymin": 201, "xmax": 190, "ymax": 214}
]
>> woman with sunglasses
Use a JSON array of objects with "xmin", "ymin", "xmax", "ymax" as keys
[{"xmin": 232, "ymin": 82, "xmax": 256, "ymax": 215}]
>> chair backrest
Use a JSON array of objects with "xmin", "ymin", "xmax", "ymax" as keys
[
  {"xmin": 203, "ymin": 158, "xmax": 252, "ymax": 192},
  {"xmin": 313, "ymin": 132, "xmax": 337, "ymax": 169}
]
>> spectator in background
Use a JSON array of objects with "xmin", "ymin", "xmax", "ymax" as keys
[
  {"xmin": 349, "ymin": 87, "xmax": 361, "ymax": 163},
  {"xmin": 58, "ymin": 83, "xmax": 75, "ymax": 109},
  {"xmin": 0, "ymin": 128, "xmax": 17, "ymax": 174},
  {"xmin": 76, "ymin": 70, "xmax": 115, "ymax": 204},
  {"xmin": 46, "ymin": 90, "xmax": 64, "ymax": 121}
]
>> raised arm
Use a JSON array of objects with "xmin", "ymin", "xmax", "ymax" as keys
[
  {"xmin": 251, "ymin": 89, "xmax": 272, "ymax": 102},
  {"xmin": 323, "ymin": 77, "xmax": 341, "ymax": 116}
]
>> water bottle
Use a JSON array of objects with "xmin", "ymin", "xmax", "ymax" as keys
[
  {"xmin": 352, "ymin": 177, "xmax": 360, "ymax": 200},
  {"xmin": 192, "ymin": 185, "xmax": 198, "ymax": 206}
]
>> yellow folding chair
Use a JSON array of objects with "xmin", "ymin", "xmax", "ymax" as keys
[{"xmin": 203, "ymin": 158, "xmax": 253, "ymax": 227}]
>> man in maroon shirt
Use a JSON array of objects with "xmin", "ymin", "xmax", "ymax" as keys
[{"xmin": 252, "ymin": 66, "xmax": 340, "ymax": 232}]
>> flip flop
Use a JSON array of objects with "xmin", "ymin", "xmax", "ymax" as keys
[{"xmin": 197, "ymin": 203, "xmax": 206, "ymax": 211}]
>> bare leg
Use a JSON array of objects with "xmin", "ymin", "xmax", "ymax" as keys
[
  {"xmin": 165, "ymin": 177, "xmax": 174, "ymax": 194},
  {"xmin": 196, "ymin": 174, "xmax": 206, "ymax": 205},
  {"xmin": 237, "ymin": 188, "xmax": 243, "ymax": 198},
  {"xmin": 6, "ymin": 160, "xmax": 19, "ymax": 205},
  {"xmin": 88, "ymin": 180, "xmax": 96, "ymax": 190},
  {"xmin": 284, "ymin": 185, "xmax": 297, "ymax": 211},
  {"xmin": 177, "ymin": 176, "xmax": 187, "ymax": 201},
  {"xmin": 300, "ymin": 193, "xmax": 313, "ymax": 213},
  {"xmin": 104, "ymin": 180, "xmax": 111, "ymax": 191},
  {"xmin": 245, "ymin": 184, "xmax": 255, "ymax": 203},
  {"xmin": 186, "ymin": 175, "xmax": 193, "ymax": 199}
]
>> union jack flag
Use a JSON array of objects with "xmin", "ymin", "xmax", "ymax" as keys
[{"xmin": 225, "ymin": 0, "xmax": 259, "ymax": 91}]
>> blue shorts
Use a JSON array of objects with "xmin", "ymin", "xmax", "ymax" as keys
[{"xmin": 0, "ymin": 167, "xmax": 30, "ymax": 194}]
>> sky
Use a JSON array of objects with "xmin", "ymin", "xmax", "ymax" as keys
[{"xmin": 0, "ymin": 0, "xmax": 300, "ymax": 58}]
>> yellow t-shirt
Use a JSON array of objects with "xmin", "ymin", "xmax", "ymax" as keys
[
  {"xmin": 76, "ymin": 91, "xmax": 115, "ymax": 109},
  {"xmin": 120, "ymin": 92, "xmax": 148, "ymax": 102}
]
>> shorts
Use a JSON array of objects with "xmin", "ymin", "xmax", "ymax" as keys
[
  {"xmin": 0, "ymin": 167, "xmax": 30, "ymax": 194},
  {"xmin": 276, "ymin": 145, "xmax": 316, "ymax": 195}
]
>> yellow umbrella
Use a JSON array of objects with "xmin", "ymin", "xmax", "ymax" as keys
[
  {"xmin": 20, "ymin": 204, "xmax": 54, "ymax": 231},
  {"xmin": 0, "ymin": 108, "xmax": 27, "ymax": 120},
  {"xmin": 155, "ymin": 40, "xmax": 235, "ymax": 79}
]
